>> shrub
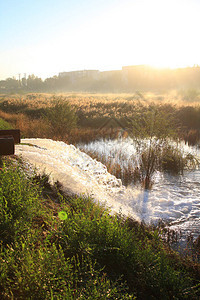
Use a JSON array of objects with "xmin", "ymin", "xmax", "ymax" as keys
[
  {"xmin": 0, "ymin": 117, "xmax": 12, "ymax": 129},
  {"xmin": 44, "ymin": 97, "xmax": 77, "ymax": 139}
]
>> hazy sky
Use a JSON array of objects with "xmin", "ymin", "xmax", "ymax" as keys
[{"xmin": 1, "ymin": 0, "xmax": 200, "ymax": 79}]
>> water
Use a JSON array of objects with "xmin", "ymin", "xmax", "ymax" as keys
[{"xmin": 16, "ymin": 138, "xmax": 200, "ymax": 243}]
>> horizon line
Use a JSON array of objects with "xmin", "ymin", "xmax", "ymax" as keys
[{"xmin": 1, "ymin": 63, "xmax": 200, "ymax": 81}]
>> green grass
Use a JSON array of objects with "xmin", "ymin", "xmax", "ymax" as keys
[
  {"xmin": 0, "ymin": 159, "xmax": 200, "ymax": 299},
  {"xmin": 0, "ymin": 117, "xmax": 12, "ymax": 129}
]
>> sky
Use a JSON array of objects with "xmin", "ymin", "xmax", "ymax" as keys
[{"xmin": 1, "ymin": 0, "xmax": 200, "ymax": 80}]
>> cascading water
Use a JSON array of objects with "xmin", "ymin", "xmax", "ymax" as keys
[
  {"xmin": 16, "ymin": 138, "xmax": 200, "ymax": 243},
  {"xmin": 16, "ymin": 139, "xmax": 137, "ymax": 219}
]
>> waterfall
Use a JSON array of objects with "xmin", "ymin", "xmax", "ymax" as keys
[{"xmin": 16, "ymin": 139, "xmax": 140, "ymax": 220}]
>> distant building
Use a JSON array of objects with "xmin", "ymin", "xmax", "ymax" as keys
[
  {"xmin": 59, "ymin": 70, "xmax": 100, "ymax": 83},
  {"xmin": 58, "ymin": 65, "xmax": 179, "ymax": 89},
  {"xmin": 99, "ymin": 70, "xmax": 121, "ymax": 80},
  {"xmin": 122, "ymin": 65, "xmax": 154, "ymax": 83}
]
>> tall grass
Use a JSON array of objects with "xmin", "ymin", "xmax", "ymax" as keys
[
  {"xmin": 1, "ymin": 159, "xmax": 200, "ymax": 298},
  {"xmin": 0, "ymin": 93, "xmax": 199, "ymax": 145},
  {"xmin": 80, "ymin": 141, "xmax": 199, "ymax": 188},
  {"xmin": 0, "ymin": 159, "xmax": 133, "ymax": 299}
]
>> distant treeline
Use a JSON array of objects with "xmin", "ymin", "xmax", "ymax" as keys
[{"xmin": 2, "ymin": 66, "xmax": 200, "ymax": 93}]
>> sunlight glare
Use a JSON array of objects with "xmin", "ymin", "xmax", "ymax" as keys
[{"xmin": 1, "ymin": 0, "xmax": 200, "ymax": 78}]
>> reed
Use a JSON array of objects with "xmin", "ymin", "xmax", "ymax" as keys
[
  {"xmin": 80, "ymin": 139, "xmax": 199, "ymax": 189},
  {"xmin": 0, "ymin": 93, "xmax": 199, "ymax": 145}
]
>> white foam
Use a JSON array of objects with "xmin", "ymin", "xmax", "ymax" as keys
[
  {"xmin": 16, "ymin": 139, "xmax": 138, "ymax": 220},
  {"xmin": 16, "ymin": 138, "xmax": 200, "ymax": 238}
]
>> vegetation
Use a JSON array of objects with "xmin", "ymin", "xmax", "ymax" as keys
[
  {"xmin": 129, "ymin": 105, "xmax": 175, "ymax": 188},
  {"xmin": 1, "ymin": 158, "xmax": 200, "ymax": 299},
  {"xmin": 2, "ymin": 66, "xmax": 200, "ymax": 93},
  {"xmin": 0, "ymin": 92, "xmax": 199, "ymax": 145},
  {"xmin": 128, "ymin": 105, "xmax": 199, "ymax": 188},
  {"xmin": 79, "ymin": 139, "xmax": 199, "ymax": 189},
  {"xmin": 0, "ymin": 92, "xmax": 199, "ymax": 188},
  {"xmin": 0, "ymin": 117, "xmax": 12, "ymax": 130},
  {"xmin": 44, "ymin": 97, "xmax": 77, "ymax": 139}
]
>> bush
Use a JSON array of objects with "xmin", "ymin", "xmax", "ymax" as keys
[
  {"xmin": 0, "ymin": 117, "xmax": 13, "ymax": 129},
  {"xmin": 44, "ymin": 97, "xmax": 77, "ymax": 139}
]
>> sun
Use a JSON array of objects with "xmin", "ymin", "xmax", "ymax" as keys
[
  {"xmin": 107, "ymin": 0, "xmax": 200, "ymax": 71},
  {"xmin": 147, "ymin": 60, "xmax": 186, "ymax": 70}
]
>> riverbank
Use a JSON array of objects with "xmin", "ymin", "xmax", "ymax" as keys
[{"xmin": 1, "ymin": 156, "xmax": 200, "ymax": 299}]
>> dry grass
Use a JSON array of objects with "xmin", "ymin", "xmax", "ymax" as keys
[
  {"xmin": 0, "ymin": 92, "xmax": 199, "ymax": 144},
  {"xmin": 1, "ymin": 90, "xmax": 199, "ymax": 108}
]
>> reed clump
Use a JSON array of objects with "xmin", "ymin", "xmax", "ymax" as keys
[
  {"xmin": 160, "ymin": 144, "xmax": 197, "ymax": 174},
  {"xmin": 80, "ymin": 139, "xmax": 199, "ymax": 189}
]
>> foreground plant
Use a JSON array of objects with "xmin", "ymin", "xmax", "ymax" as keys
[
  {"xmin": 0, "ymin": 159, "xmax": 44, "ymax": 245},
  {"xmin": 0, "ymin": 159, "xmax": 200, "ymax": 299}
]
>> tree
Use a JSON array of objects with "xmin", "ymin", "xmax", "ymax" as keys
[
  {"xmin": 27, "ymin": 75, "xmax": 43, "ymax": 91},
  {"xmin": 44, "ymin": 76, "xmax": 58, "ymax": 92}
]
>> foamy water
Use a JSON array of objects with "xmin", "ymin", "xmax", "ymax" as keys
[
  {"xmin": 16, "ymin": 139, "xmax": 135, "ymax": 218},
  {"xmin": 16, "ymin": 138, "xmax": 200, "ymax": 241}
]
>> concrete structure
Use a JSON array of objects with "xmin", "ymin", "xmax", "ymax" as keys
[
  {"xmin": 0, "ymin": 129, "xmax": 20, "ymax": 144},
  {"xmin": 59, "ymin": 70, "xmax": 100, "ymax": 83},
  {"xmin": 58, "ymin": 65, "xmax": 159, "ymax": 87},
  {"xmin": 122, "ymin": 65, "xmax": 154, "ymax": 83},
  {"xmin": 99, "ymin": 70, "xmax": 121, "ymax": 79}
]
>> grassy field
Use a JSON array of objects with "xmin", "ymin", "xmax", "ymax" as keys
[
  {"xmin": 0, "ymin": 91, "xmax": 200, "ymax": 145},
  {"xmin": 1, "ymin": 157, "xmax": 200, "ymax": 299}
]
